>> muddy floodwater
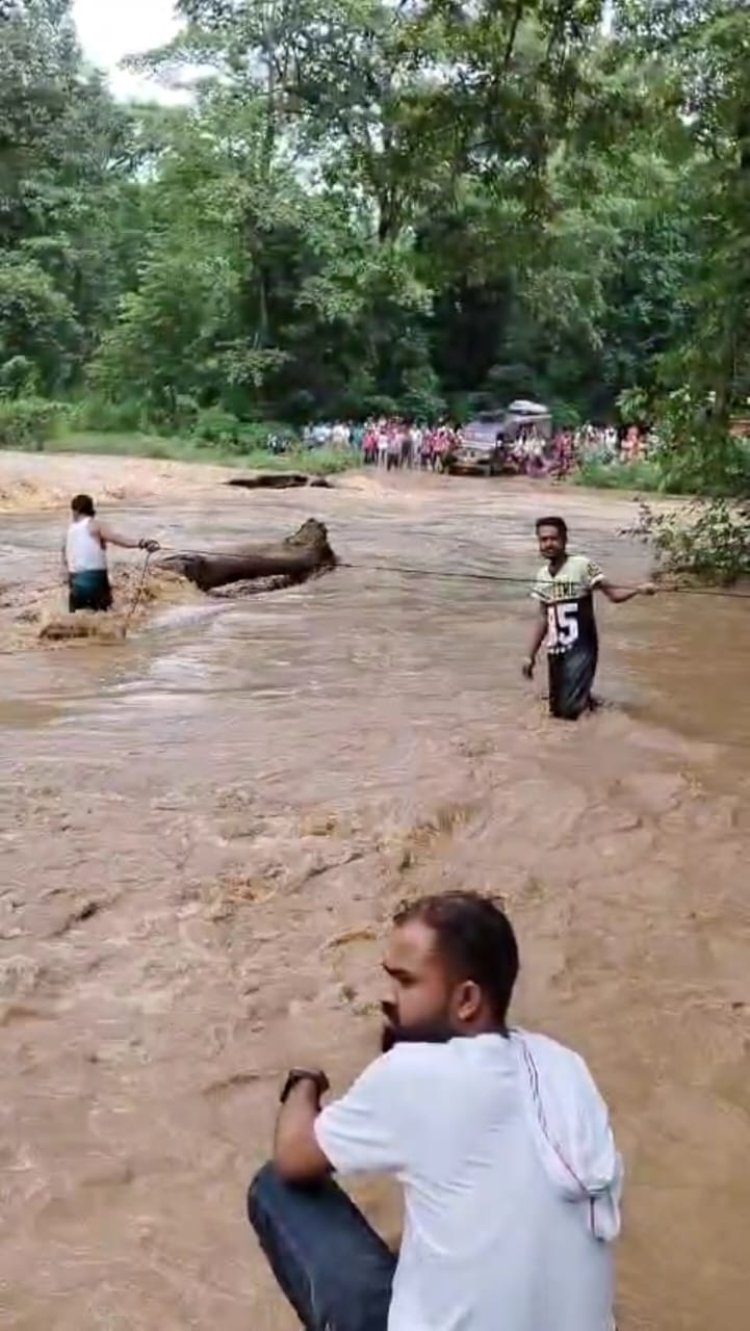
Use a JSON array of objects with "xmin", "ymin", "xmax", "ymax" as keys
[{"xmin": 1, "ymin": 457, "xmax": 749, "ymax": 1331}]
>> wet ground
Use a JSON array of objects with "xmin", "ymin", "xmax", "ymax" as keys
[{"xmin": 1, "ymin": 460, "xmax": 749, "ymax": 1330}]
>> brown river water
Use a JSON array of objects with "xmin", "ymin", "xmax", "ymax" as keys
[{"xmin": 1, "ymin": 460, "xmax": 749, "ymax": 1331}]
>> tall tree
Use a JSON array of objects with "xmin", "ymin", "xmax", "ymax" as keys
[
  {"xmin": 1, "ymin": 0, "xmax": 747, "ymax": 443},
  {"xmin": 0, "ymin": 0, "xmax": 142, "ymax": 387},
  {"xmin": 619, "ymin": 0, "xmax": 750, "ymax": 421}
]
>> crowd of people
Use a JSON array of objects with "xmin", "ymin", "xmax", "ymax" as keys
[
  {"xmin": 361, "ymin": 420, "xmax": 460, "ymax": 470},
  {"xmin": 300, "ymin": 417, "xmax": 655, "ymax": 477},
  {"xmin": 302, "ymin": 419, "xmax": 460, "ymax": 469},
  {"xmin": 518, "ymin": 423, "xmax": 655, "ymax": 477}
]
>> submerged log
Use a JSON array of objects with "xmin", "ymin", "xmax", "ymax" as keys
[
  {"xmin": 157, "ymin": 518, "xmax": 337, "ymax": 593},
  {"xmin": 226, "ymin": 473, "xmax": 332, "ymax": 490}
]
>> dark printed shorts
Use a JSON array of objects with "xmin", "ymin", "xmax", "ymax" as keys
[{"xmin": 69, "ymin": 570, "xmax": 113, "ymax": 613}]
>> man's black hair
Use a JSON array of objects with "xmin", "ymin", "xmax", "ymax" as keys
[
  {"xmin": 535, "ymin": 515, "xmax": 568, "ymax": 540},
  {"xmin": 393, "ymin": 891, "xmax": 519, "ymax": 1025},
  {"xmin": 71, "ymin": 494, "xmax": 95, "ymax": 517}
]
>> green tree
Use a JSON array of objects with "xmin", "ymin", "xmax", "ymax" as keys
[
  {"xmin": 0, "ymin": 0, "xmax": 145, "ymax": 385},
  {"xmin": 0, "ymin": 255, "xmax": 79, "ymax": 391},
  {"xmin": 620, "ymin": 0, "xmax": 750, "ymax": 420},
  {"xmin": 1, "ymin": 0, "xmax": 747, "ymax": 474}
]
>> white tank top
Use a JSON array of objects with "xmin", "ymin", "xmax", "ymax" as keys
[{"xmin": 66, "ymin": 517, "xmax": 107, "ymax": 573}]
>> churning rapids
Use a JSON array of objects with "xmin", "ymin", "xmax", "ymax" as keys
[{"xmin": 1, "ymin": 454, "xmax": 748, "ymax": 1331}]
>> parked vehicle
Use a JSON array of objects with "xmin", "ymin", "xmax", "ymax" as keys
[
  {"xmin": 447, "ymin": 400, "xmax": 551, "ymax": 476},
  {"xmin": 448, "ymin": 431, "xmax": 505, "ymax": 475},
  {"xmin": 503, "ymin": 400, "xmax": 552, "ymax": 443}
]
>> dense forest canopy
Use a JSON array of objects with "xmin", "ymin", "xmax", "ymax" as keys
[{"xmin": 0, "ymin": 0, "xmax": 748, "ymax": 431}]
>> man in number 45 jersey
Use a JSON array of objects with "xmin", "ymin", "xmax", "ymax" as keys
[{"xmin": 523, "ymin": 516, "xmax": 656, "ymax": 720}]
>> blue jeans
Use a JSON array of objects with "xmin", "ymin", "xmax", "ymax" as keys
[{"xmin": 248, "ymin": 1163, "xmax": 396, "ymax": 1331}]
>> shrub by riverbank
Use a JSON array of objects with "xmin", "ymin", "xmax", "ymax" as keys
[
  {"xmin": 0, "ymin": 409, "xmax": 358, "ymax": 477},
  {"xmin": 0, "ymin": 397, "xmax": 359, "ymax": 475},
  {"xmin": 572, "ymin": 458, "xmax": 662, "ymax": 492}
]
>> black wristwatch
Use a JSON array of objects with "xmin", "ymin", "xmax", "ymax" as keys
[{"xmin": 279, "ymin": 1068, "xmax": 330, "ymax": 1104}]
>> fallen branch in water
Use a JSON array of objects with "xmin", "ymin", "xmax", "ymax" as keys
[{"xmin": 158, "ymin": 518, "xmax": 338, "ymax": 592}]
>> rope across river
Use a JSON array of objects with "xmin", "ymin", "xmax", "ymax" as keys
[
  {"xmin": 156, "ymin": 546, "xmax": 750, "ymax": 600},
  {"xmin": 338, "ymin": 562, "xmax": 750, "ymax": 599},
  {"xmin": 23, "ymin": 549, "xmax": 750, "ymax": 613}
]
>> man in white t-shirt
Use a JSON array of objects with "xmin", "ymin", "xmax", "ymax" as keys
[{"xmin": 247, "ymin": 892, "xmax": 623, "ymax": 1331}]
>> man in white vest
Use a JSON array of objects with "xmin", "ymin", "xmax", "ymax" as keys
[{"xmin": 62, "ymin": 493, "xmax": 159, "ymax": 613}]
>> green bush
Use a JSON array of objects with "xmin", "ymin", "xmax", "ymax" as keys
[
  {"xmin": 631, "ymin": 497, "xmax": 750, "ymax": 584},
  {"xmin": 190, "ymin": 412, "xmax": 299, "ymax": 452},
  {"xmin": 147, "ymin": 394, "xmax": 199, "ymax": 434},
  {"xmin": 228, "ymin": 445, "xmax": 358, "ymax": 474},
  {"xmin": 548, "ymin": 401, "xmax": 582, "ymax": 430},
  {"xmin": 645, "ymin": 388, "xmax": 750, "ymax": 497},
  {"xmin": 67, "ymin": 397, "xmax": 148, "ymax": 433},
  {"xmin": 574, "ymin": 458, "xmax": 661, "ymax": 491},
  {"xmin": 236, "ymin": 419, "xmax": 298, "ymax": 451},
  {"xmin": 191, "ymin": 406, "xmax": 242, "ymax": 446},
  {"xmin": 657, "ymin": 434, "xmax": 750, "ymax": 496},
  {"xmin": 0, "ymin": 396, "xmax": 66, "ymax": 449},
  {"xmin": 289, "ymin": 446, "xmax": 357, "ymax": 474}
]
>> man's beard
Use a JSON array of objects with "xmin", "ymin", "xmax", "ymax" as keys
[{"xmin": 380, "ymin": 1005, "xmax": 454, "ymax": 1053}]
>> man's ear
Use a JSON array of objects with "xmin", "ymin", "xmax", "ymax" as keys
[{"xmin": 455, "ymin": 980, "xmax": 482, "ymax": 1024}]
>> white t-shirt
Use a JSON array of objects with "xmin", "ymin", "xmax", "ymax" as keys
[
  {"xmin": 531, "ymin": 554, "xmax": 604, "ymax": 606},
  {"xmin": 315, "ymin": 1036, "xmax": 615, "ymax": 1331}
]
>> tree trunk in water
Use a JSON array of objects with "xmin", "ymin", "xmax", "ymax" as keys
[
  {"xmin": 226, "ymin": 473, "xmax": 331, "ymax": 490},
  {"xmin": 157, "ymin": 519, "xmax": 337, "ymax": 593}
]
